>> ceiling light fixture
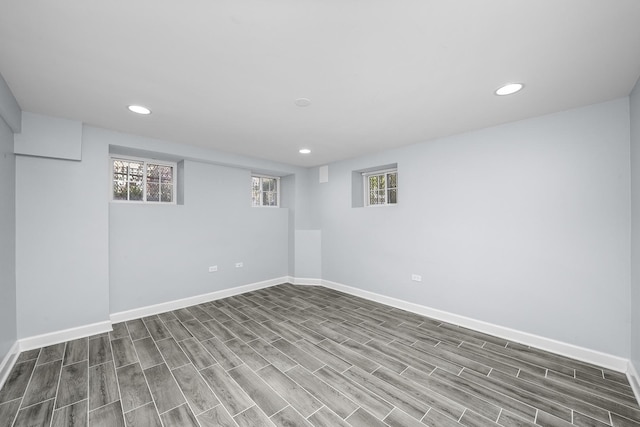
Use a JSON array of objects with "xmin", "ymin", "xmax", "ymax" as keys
[
  {"xmin": 295, "ymin": 98, "xmax": 311, "ymax": 107},
  {"xmin": 127, "ymin": 105, "xmax": 151, "ymax": 115},
  {"xmin": 299, "ymin": 148, "xmax": 311, "ymax": 154},
  {"xmin": 495, "ymin": 83, "xmax": 524, "ymax": 96}
]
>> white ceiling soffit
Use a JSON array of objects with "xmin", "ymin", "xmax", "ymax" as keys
[{"xmin": 1, "ymin": 0, "xmax": 640, "ymax": 167}]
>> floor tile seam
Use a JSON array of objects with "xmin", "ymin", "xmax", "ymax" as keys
[
  {"xmin": 296, "ymin": 338, "xmax": 356, "ymax": 372},
  {"xmin": 232, "ymin": 403, "xmax": 262, "ymax": 422},
  {"xmin": 35, "ymin": 357, "xmax": 63, "ymax": 367},
  {"xmin": 107, "ymin": 334, "xmax": 132, "ymax": 427},
  {"xmin": 569, "ymin": 408, "xmax": 620, "ymax": 427},
  {"xmin": 304, "ymin": 404, "xmax": 327, "ymax": 420},
  {"xmin": 322, "ymin": 337, "xmax": 401, "ymax": 374},
  {"xmin": 138, "ymin": 329, "xmax": 201, "ymax": 421},
  {"xmin": 518, "ymin": 370, "xmax": 640, "ymax": 413},
  {"xmin": 17, "ymin": 352, "xmax": 51, "ymax": 411},
  {"xmin": 509, "ymin": 348, "xmax": 608, "ymax": 377},
  {"xmin": 314, "ymin": 365, "xmax": 400, "ymax": 418},
  {"xmin": 53, "ymin": 358, "xmax": 89, "ymax": 411},
  {"xmin": 577, "ymin": 370, "xmax": 636, "ymax": 389},
  {"xmin": 481, "ymin": 344, "xmax": 585, "ymax": 375},
  {"xmin": 254, "ymin": 363, "xmax": 326, "ymax": 417},
  {"xmin": 575, "ymin": 372, "xmax": 635, "ymax": 394},
  {"xmin": 203, "ymin": 400, "xmax": 237, "ymax": 425},
  {"xmin": 169, "ymin": 360, "xmax": 193, "ymax": 371},
  {"xmin": 610, "ymin": 411, "xmax": 640, "ymax": 426},
  {"xmin": 169, "ymin": 361, "xmax": 223, "ymax": 416},
  {"xmin": 0, "ymin": 369, "xmax": 29, "ymax": 406},
  {"xmin": 343, "ymin": 405, "xmax": 362, "ymax": 420},
  {"xmin": 124, "ymin": 318, "xmax": 151, "ymax": 341},
  {"xmin": 2, "ymin": 401, "xmax": 21, "ymax": 427},
  {"xmin": 437, "ymin": 366, "xmax": 542, "ymax": 416},
  {"xmin": 130, "ymin": 335, "xmax": 151, "ymax": 343},
  {"xmin": 14, "ymin": 396, "xmax": 55, "ymax": 412},
  {"xmin": 374, "ymin": 365, "xmax": 486, "ymax": 421},
  {"xmin": 127, "ymin": 336, "xmax": 165, "ymax": 424},
  {"xmin": 409, "ymin": 341, "xmax": 496, "ymax": 376},
  {"xmin": 226, "ymin": 362, "xmax": 291, "ymax": 416},
  {"xmin": 62, "ymin": 356, "xmax": 89, "ymax": 368},
  {"xmin": 120, "ymin": 399, "xmax": 155, "ymax": 415},
  {"xmin": 417, "ymin": 367, "xmax": 509, "ymax": 422},
  {"xmin": 499, "ymin": 369, "xmax": 638, "ymax": 419},
  {"xmin": 454, "ymin": 368, "xmax": 581, "ymax": 423},
  {"xmin": 379, "ymin": 339, "xmax": 457, "ymax": 374},
  {"xmin": 354, "ymin": 339, "xmax": 423, "ymax": 373},
  {"xmin": 85, "ymin": 390, "xmax": 118, "ymax": 412},
  {"xmin": 269, "ymin": 404, "xmax": 305, "ymax": 423},
  {"xmin": 52, "ymin": 397, "xmax": 88, "ymax": 414},
  {"xmin": 156, "ymin": 401, "xmax": 190, "ymax": 417}
]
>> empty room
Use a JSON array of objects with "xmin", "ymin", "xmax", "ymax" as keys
[{"xmin": 2, "ymin": 1, "xmax": 640, "ymax": 426}]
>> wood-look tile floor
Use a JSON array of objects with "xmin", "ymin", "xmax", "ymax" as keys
[{"xmin": 1, "ymin": 283, "xmax": 638, "ymax": 427}]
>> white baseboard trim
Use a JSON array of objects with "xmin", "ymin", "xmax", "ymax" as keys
[
  {"xmin": 0, "ymin": 341, "xmax": 20, "ymax": 391},
  {"xmin": 289, "ymin": 277, "xmax": 322, "ymax": 286},
  {"xmin": 11, "ymin": 276, "xmax": 632, "ymax": 378},
  {"xmin": 320, "ymin": 279, "xmax": 630, "ymax": 373},
  {"xmin": 19, "ymin": 320, "xmax": 113, "ymax": 352},
  {"xmin": 627, "ymin": 361, "xmax": 640, "ymax": 405},
  {"xmin": 110, "ymin": 277, "xmax": 288, "ymax": 323}
]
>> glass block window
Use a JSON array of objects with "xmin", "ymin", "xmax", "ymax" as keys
[
  {"xmin": 364, "ymin": 169, "xmax": 397, "ymax": 206},
  {"xmin": 252, "ymin": 175, "xmax": 280, "ymax": 207},
  {"xmin": 112, "ymin": 157, "xmax": 176, "ymax": 203}
]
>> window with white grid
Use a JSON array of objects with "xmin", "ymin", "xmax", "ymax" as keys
[
  {"xmin": 364, "ymin": 169, "xmax": 397, "ymax": 206},
  {"xmin": 251, "ymin": 175, "xmax": 280, "ymax": 207},
  {"xmin": 111, "ymin": 157, "xmax": 176, "ymax": 203}
]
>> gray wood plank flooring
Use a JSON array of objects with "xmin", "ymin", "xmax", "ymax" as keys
[{"xmin": 1, "ymin": 283, "xmax": 638, "ymax": 427}]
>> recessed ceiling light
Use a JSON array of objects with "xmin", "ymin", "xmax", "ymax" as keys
[
  {"xmin": 299, "ymin": 148, "xmax": 311, "ymax": 154},
  {"xmin": 295, "ymin": 98, "xmax": 311, "ymax": 107},
  {"xmin": 128, "ymin": 105, "xmax": 151, "ymax": 115},
  {"xmin": 495, "ymin": 83, "xmax": 524, "ymax": 96}
]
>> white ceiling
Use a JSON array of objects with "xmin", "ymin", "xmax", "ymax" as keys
[{"xmin": 1, "ymin": 1, "xmax": 640, "ymax": 167}]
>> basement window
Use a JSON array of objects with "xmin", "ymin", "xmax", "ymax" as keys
[
  {"xmin": 111, "ymin": 157, "xmax": 176, "ymax": 203},
  {"xmin": 252, "ymin": 175, "xmax": 280, "ymax": 207},
  {"xmin": 364, "ymin": 168, "xmax": 397, "ymax": 206}
]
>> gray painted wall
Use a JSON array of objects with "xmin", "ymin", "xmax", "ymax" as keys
[
  {"xmin": 15, "ymin": 123, "xmax": 304, "ymax": 335},
  {"xmin": 315, "ymin": 98, "xmax": 631, "ymax": 357},
  {"xmin": 109, "ymin": 159, "xmax": 289, "ymax": 312},
  {"xmin": 631, "ymin": 78, "xmax": 640, "ymax": 370},
  {"xmin": 0, "ymin": 117, "xmax": 17, "ymax": 360},
  {"xmin": 91, "ymin": 126, "xmax": 296, "ymax": 313},
  {"xmin": 8, "ymin": 93, "xmax": 638, "ymax": 362},
  {"xmin": 15, "ymin": 125, "xmax": 110, "ymax": 338}
]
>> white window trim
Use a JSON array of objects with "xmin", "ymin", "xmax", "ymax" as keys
[
  {"xmin": 251, "ymin": 174, "xmax": 280, "ymax": 208},
  {"xmin": 110, "ymin": 156, "xmax": 178, "ymax": 204},
  {"xmin": 363, "ymin": 168, "xmax": 398, "ymax": 207}
]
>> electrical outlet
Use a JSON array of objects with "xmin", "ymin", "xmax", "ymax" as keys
[
  {"xmin": 411, "ymin": 274, "xmax": 422, "ymax": 282},
  {"xmin": 209, "ymin": 265, "xmax": 218, "ymax": 272},
  {"xmin": 235, "ymin": 262, "xmax": 243, "ymax": 268}
]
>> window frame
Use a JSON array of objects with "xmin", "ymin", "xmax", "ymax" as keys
[
  {"xmin": 251, "ymin": 174, "xmax": 280, "ymax": 208},
  {"xmin": 110, "ymin": 156, "xmax": 177, "ymax": 204},
  {"xmin": 363, "ymin": 168, "xmax": 398, "ymax": 207}
]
